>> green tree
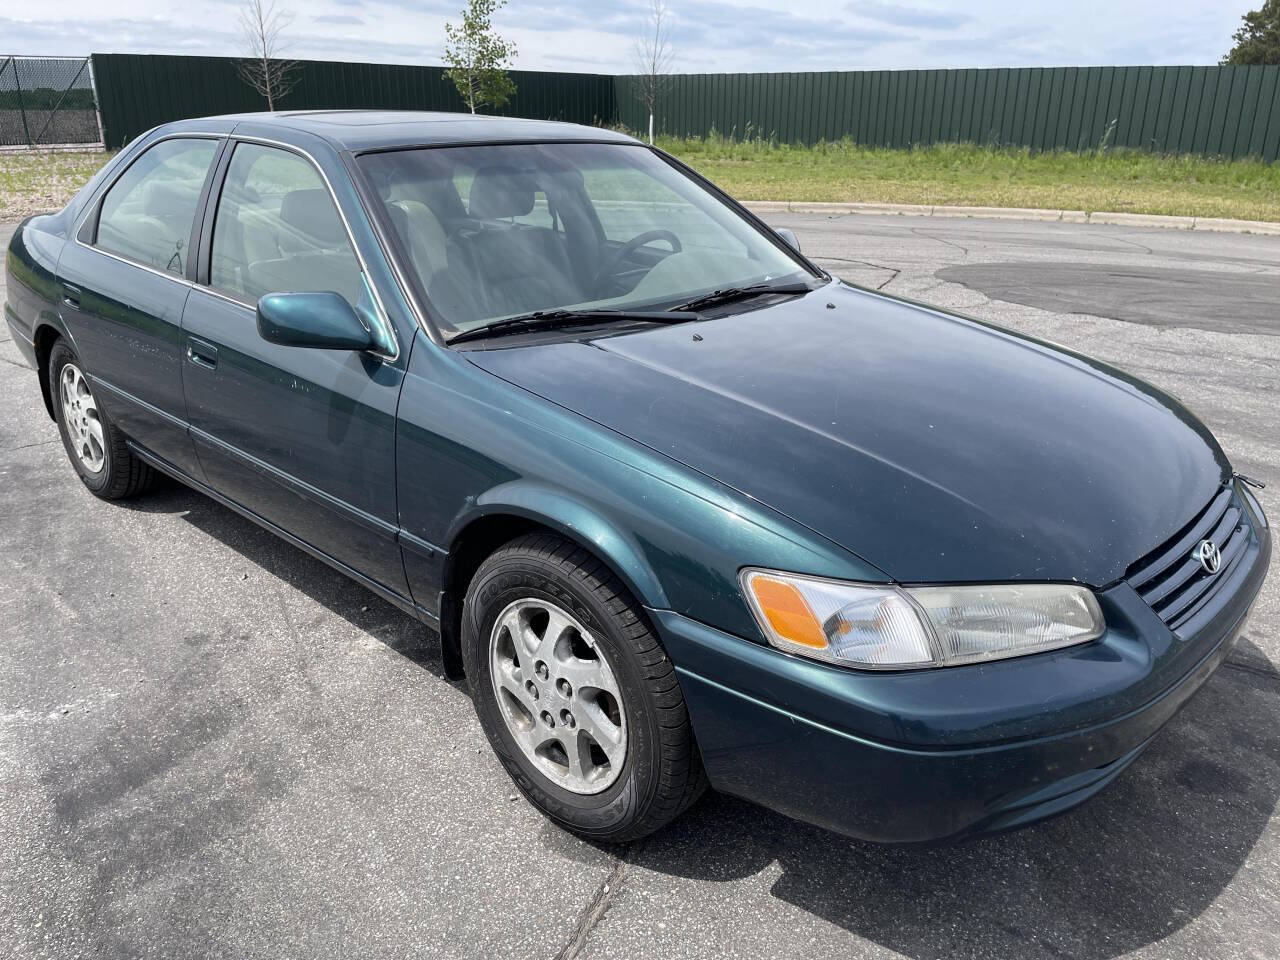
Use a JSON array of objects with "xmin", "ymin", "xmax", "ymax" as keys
[
  {"xmin": 443, "ymin": 0, "xmax": 517, "ymax": 114},
  {"xmin": 1222, "ymin": 0, "xmax": 1280, "ymax": 65}
]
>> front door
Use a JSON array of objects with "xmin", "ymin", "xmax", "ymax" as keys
[
  {"xmin": 56, "ymin": 135, "xmax": 222, "ymax": 475},
  {"xmin": 180, "ymin": 139, "xmax": 409, "ymax": 598}
]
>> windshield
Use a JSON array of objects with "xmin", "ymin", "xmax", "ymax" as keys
[{"xmin": 357, "ymin": 142, "xmax": 814, "ymax": 338}]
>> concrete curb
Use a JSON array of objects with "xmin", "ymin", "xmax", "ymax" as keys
[{"xmin": 743, "ymin": 200, "xmax": 1280, "ymax": 236}]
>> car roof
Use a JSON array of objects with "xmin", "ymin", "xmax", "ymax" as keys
[{"xmin": 164, "ymin": 110, "xmax": 639, "ymax": 152}]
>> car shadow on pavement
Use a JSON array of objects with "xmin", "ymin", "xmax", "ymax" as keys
[
  {"xmin": 625, "ymin": 645, "xmax": 1280, "ymax": 959},
  {"xmin": 119, "ymin": 480, "xmax": 458, "ymax": 687}
]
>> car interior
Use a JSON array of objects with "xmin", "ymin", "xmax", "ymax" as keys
[
  {"xmin": 95, "ymin": 139, "xmax": 801, "ymax": 340},
  {"xmin": 371, "ymin": 161, "xmax": 621, "ymax": 331},
  {"xmin": 96, "ymin": 179, "xmax": 202, "ymax": 274},
  {"xmin": 362, "ymin": 147, "xmax": 774, "ymax": 336},
  {"xmin": 211, "ymin": 180, "xmax": 364, "ymax": 308},
  {"xmin": 94, "ymin": 139, "xmax": 217, "ymax": 275}
]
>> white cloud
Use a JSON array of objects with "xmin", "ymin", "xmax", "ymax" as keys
[{"xmin": 2, "ymin": 1, "xmax": 1247, "ymax": 72}]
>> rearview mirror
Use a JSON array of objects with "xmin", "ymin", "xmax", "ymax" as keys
[
  {"xmin": 776, "ymin": 228, "xmax": 801, "ymax": 253},
  {"xmin": 257, "ymin": 292, "xmax": 374, "ymax": 351}
]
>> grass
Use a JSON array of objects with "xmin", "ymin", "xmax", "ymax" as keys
[
  {"xmin": 659, "ymin": 135, "xmax": 1280, "ymax": 222},
  {"xmin": 0, "ymin": 150, "xmax": 113, "ymax": 221},
  {"xmin": 3, "ymin": 138, "xmax": 1280, "ymax": 223}
]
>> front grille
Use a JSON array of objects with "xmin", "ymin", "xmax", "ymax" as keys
[{"xmin": 1126, "ymin": 485, "xmax": 1253, "ymax": 631}]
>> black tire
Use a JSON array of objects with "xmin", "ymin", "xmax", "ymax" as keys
[
  {"xmin": 463, "ymin": 533, "xmax": 707, "ymax": 842},
  {"xmin": 48, "ymin": 340, "xmax": 158, "ymax": 500}
]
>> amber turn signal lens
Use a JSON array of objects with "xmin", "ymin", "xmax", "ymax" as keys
[{"xmin": 746, "ymin": 574, "xmax": 829, "ymax": 649}]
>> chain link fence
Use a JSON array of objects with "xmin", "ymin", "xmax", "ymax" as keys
[{"xmin": 0, "ymin": 56, "xmax": 103, "ymax": 150}]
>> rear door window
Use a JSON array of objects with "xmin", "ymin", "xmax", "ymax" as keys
[
  {"xmin": 209, "ymin": 142, "xmax": 362, "ymax": 306},
  {"xmin": 94, "ymin": 137, "xmax": 219, "ymax": 275}
]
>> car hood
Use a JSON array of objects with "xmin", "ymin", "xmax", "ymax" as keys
[{"xmin": 465, "ymin": 282, "xmax": 1230, "ymax": 586}]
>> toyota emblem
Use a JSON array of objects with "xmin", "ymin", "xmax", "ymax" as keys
[{"xmin": 1196, "ymin": 539, "xmax": 1222, "ymax": 575}]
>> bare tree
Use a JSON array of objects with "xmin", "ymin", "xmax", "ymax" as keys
[
  {"xmin": 237, "ymin": 0, "xmax": 301, "ymax": 111},
  {"xmin": 631, "ymin": 0, "xmax": 674, "ymax": 144}
]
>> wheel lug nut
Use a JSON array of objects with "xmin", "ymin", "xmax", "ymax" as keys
[
  {"xmin": 540, "ymin": 711, "xmax": 555, "ymax": 728},
  {"xmin": 557, "ymin": 678, "xmax": 572, "ymax": 698},
  {"xmin": 560, "ymin": 710, "xmax": 575, "ymax": 728},
  {"xmin": 525, "ymin": 680, "xmax": 539, "ymax": 700},
  {"xmin": 535, "ymin": 661, "xmax": 549, "ymax": 680}
]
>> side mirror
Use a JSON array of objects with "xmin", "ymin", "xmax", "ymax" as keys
[
  {"xmin": 768, "ymin": 227, "xmax": 798, "ymax": 253},
  {"xmin": 257, "ymin": 292, "xmax": 374, "ymax": 351},
  {"xmin": 776, "ymin": 227, "xmax": 801, "ymax": 254}
]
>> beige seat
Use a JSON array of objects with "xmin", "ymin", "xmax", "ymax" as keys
[
  {"xmin": 101, "ymin": 178, "xmax": 200, "ymax": 273},
  {"xmin": 99, "ymin": 212, "xmax": 176, "ymax": 270},
  {"xmin": 460, "ymin": 167, "xmax": 580, "ymax": 318},
  {"xmin": 212, "ymin": 204, "xmax": 281, "ymax": 294},
  {"xmin": 387, "ymin": 198, "xmax": 449, "ymax": 285},
  {"xmin": 276, "ymin": 188, "xmax": 347, "ymax": 255},
  {"xmin": 241, "ymin": 188, "xmax": 363, "ymax": 304},
  {"xmin": 248, "ymin": 250, "xmax": 362, "ymax": 305}
]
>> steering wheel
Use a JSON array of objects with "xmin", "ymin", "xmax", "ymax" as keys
[{"xmin": 593, "ymin": 230, "xmax": 682, "ymax": 291}]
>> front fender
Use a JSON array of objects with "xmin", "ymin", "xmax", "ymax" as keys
[{"xmin": 466, "ymin": 479, "xmax": 671, "ymax": 609}]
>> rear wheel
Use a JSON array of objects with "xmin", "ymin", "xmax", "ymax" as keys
[
  {"xmin": 463, "ymin": 533, "xmax": 706, "ymax": 841},
  {"xmin": 48, "ymin": 340, "xmax": 158, "ymax": 500}
]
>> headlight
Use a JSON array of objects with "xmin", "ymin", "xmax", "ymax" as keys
[{"xmin": 740, "ymin": 569, "xmax": 1104, "ymax": 669}]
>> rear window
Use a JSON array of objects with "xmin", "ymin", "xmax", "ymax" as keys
[{"xmin": 94, "ymin": 138, "xmax": 218, "ymax": 275}]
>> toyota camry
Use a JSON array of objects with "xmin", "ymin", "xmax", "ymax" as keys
[{"xmin": 4, "ymin": 111, "xmax": 1270, "ymax": 843}]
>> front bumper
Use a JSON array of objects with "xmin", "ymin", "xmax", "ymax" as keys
[{"xmin": 651, "ymin": 499, "xmax": 1270, "ymax": 844}]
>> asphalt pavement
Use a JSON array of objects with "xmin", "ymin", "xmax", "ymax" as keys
[{"xmin": 2, "ymin": 214, "xmax": 1279, "ymax": 960}]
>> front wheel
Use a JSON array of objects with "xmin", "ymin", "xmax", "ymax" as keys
[{"xmin": 462, "ymin": 533, "xmax": 706, "ymax": 841}]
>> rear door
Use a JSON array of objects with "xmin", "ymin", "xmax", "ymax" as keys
[
  {"xmin": 56, "ymin": 134, "xmax": 224, "ymax": 474},
  {"xmin": 179, "ymin": 138, "xmax": 410, "ymax": 598}
]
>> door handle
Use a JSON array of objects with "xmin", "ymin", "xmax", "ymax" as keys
[
  {"xmin": 186, "ymin": 337, "xmax": 218, "ymax": 370},
  {"xmin": 61, "ymin": 283, "xmax": 81, "ymax": 308}
]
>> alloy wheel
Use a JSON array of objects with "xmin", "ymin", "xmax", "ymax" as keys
[
  {"xmin": 59, "ymin": 363, "xmax": 105, "ymax": 474},
  {"xmin": 488, "ymin": 598, "xmax": 627, "ymax": 794}
]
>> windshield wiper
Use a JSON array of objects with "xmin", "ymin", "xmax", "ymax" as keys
[
  {"xmin": 671, "ymin": 281, "xmax": 815, "ymax": 313},
  {"xmin": 449, "ymin": 307, "xmax": 701, "ymax": 345}
]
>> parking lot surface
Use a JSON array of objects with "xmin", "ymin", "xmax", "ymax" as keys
[{"xmin": 2, "ymin": 213, "xmax": 1278, "ymax": 960}]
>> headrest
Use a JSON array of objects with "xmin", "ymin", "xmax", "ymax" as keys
[
  {"xmin": 144, "ymin": 180, "xmax": 194, "ymax": 217},
  {"xmin": 468, "ymin": 166, "xmax": 536, "ymax": 219},
  {"xmin": 221, "ymin": 181, "xmax": 262, "ymax": 206},
  {"xmin": 279, "ymin": 188, "xmax": 346, "ymax": 246},
  {"xmin": 386, "ymin": 202, "xmax": 410, "ymax": 239}
]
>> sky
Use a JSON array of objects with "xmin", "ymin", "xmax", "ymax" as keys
[{"xmin": 1, "ymin": 1, "xmax": 1251, "ymax": 74}]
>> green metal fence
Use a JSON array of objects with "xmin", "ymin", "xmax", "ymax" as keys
[
  {"xmin": 89, "ymin": 54, "xmax": 1280, "ymax": 162},
  {"xmin": 90, "ymin": 53, "xmax": 614, "ymax": 150},
  {"xmin": 614, "ymin": 65, "xmax": 1280, "ymax": 161}
]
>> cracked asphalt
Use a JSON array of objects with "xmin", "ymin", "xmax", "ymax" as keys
[{"xmin": 2, "ymin": 213, "xmax": 1279, "ymax": 960}]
